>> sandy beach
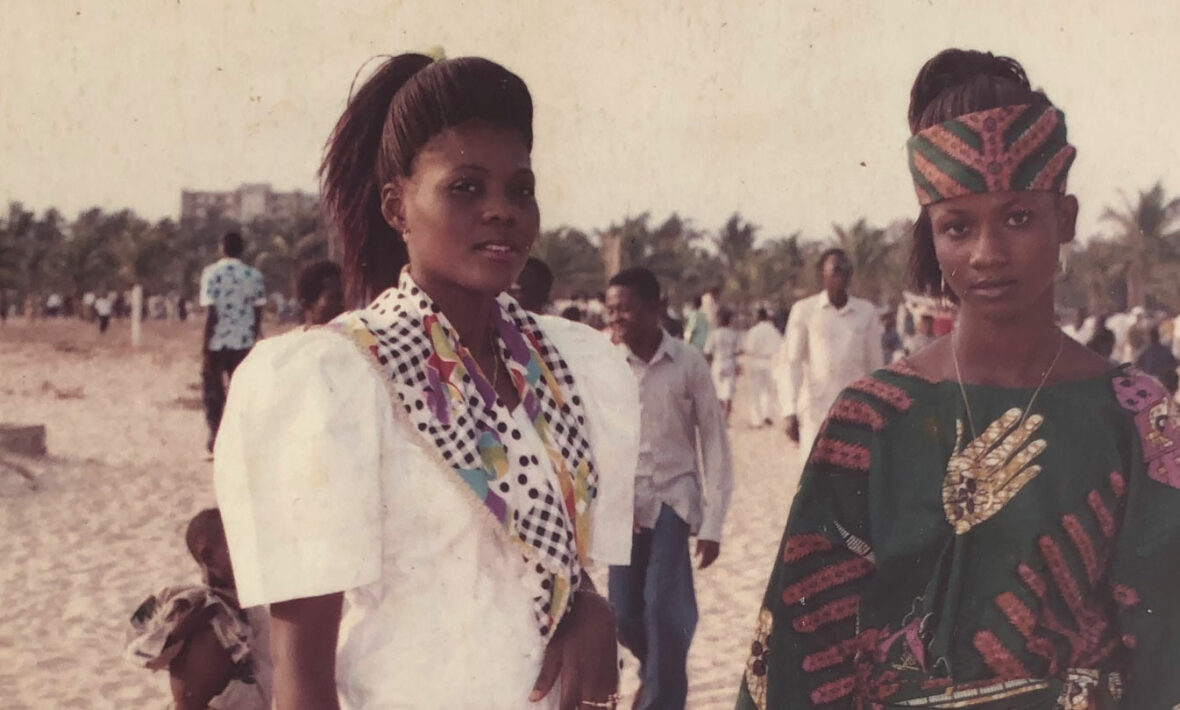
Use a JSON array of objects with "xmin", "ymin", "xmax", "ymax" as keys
[{"xmin": 0, "ymin": 317, "xmax": 801, "ymax": 709}]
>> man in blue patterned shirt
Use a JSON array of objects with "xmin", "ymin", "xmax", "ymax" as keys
[{"xmin": 199, "ymin": 232, "xmax": 267, "ymax": 453}]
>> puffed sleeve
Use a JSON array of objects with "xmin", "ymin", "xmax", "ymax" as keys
[
  {"xmin": 214, "ymin": 328, "xmax": 386, "ymax": 608},
  {"xmin": 737, "ymin": 377, "xmax": 885, "ymax": 710},
  {"xmin": 536, "ymin": 315, "xmax": 637, "ymax": 567},
  {"xmin": 1108, "ymin": 372, "xmax": 1180, "ymax": 707}
]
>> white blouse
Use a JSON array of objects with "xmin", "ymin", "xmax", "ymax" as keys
[{"xmin": 214, "ymin": 315, "xmax": 638, "ymax": 710}]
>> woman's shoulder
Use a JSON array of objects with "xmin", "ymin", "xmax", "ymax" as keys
[
  {"xmin": 532, "ymin": 314, "xmax": 621, "ymax": 366},
  {"xmin": 231, "ymin": 320, "xmax": 381, "ymax": 410}
]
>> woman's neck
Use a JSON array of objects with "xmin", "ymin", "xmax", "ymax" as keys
[
  {"xmin": 954, "ymin": 297, "xmax": 1062, "ymax": 387},
  {"xmin": 410, "ymin": 267, "xmax": 498, "ymax": 358}
]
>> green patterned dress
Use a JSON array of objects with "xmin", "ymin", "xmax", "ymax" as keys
[{"xmin": 736, "ymin": 361, "xmax": 1180, "ymax": 709}]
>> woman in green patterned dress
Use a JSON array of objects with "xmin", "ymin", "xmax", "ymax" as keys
[{"xmin": 736, "ymin": 48, "xmax": 1180, "ymax": 709}]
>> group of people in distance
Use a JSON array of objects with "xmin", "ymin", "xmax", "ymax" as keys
[{"xmin": 124, "ymin": 46, "xmax": 1180, "ymax": 710}]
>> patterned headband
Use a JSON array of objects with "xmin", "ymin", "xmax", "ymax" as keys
[{"xmin": 906, "ymin": 104, "xmax": 1076, "ymax": 206}]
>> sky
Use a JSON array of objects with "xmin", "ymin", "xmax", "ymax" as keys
[{"xmin": 2, "ymin": 0, "xmax": 1179, "ymax": 245}]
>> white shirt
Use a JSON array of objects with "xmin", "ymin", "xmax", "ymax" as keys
[
  {"xmin": 199, "ymin": 257, "xmax": 267, "ymax": 351},
  {"xmin": 214, "ymin": 316, "xmax": 636, "ymax": 709},
  {"xmin": 743, "ymin": 320, "xmax": 782, "ymax": 369},
  {"xmin": 703, "ymin": 326, "xmax": 742, "ymax": 377},
  {"xmin": 94, "ymin": 297, "xmax": 112, "ymax": 317},
  {"xmin": 777, "ymin": 291, "xmax": 883, "ymax": 445},
  {"xmin": 620, "ymin": 332, "xmax": 733, "ymax": 542},
  {"xmin": 1063, "ymin": 316, "xmax": 1096, "ymax": 345}
]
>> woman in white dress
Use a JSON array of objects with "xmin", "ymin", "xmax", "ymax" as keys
[
  {"xmin": 214, "ymin": 54, "xmax": 637, "ymax": 710},
  {"xmin": 703, "ymin": 307, "xmax": 742, "ymax": 420}
]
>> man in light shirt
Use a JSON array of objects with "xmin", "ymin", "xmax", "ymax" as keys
[
  {"xmin": 743, "ymin": 307, "xmax": 782, "ymax": 427},
  {"xmin": 778, "ymin": 248, "xmax": 883, "ymax": 460},
  {"xmin": 199, "ymin": 231, "xmax": 267, "ymax": 454},
  {"xmin": 605, "ymin": 267, "xmax": 733, "ymax": 710}
]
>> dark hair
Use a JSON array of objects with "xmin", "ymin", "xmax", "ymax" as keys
[
  {"xmin": 816, "ymin": 247, "xmax": 848, "ymax": 273},
  {"xmin": 222, "ymin": 231, "xmax": 244, "ymax": 258},
  {"xmin": 756, "ymin": 307, "xmax": 769, "ymax": 321},
  {"xmin": 320, "ymin": 54, "xmax": 533, "ymax": 305},
  {"xmin": 185, "ymin": 508, "xmax": 224, "ymax": 562},
  {"xmin": 296, "ymin": 260, "xmax": 344, "ymax": 308},
  {"xmin": 608, "ymin": 267, "xmax": 661, "ymax": 304},
  {"xmin": 1161, "ymin": 369, "xmax": 1179, "ymax": 396},
  {"xmin": 560, "ymin": 305, "xmax": 583, "ymax": 322},
  {"xmin": 718, "ymin": 307, "xmax": 733, "ymax": 327},
  {"xmin": 515, "ymin": 256, "xmax": 554, "ymax": 311},
  {"xmin": 907, "ymin": 49, "xmax": 1055, "ymax": 298},
  {"xmin": 1087, "ymin": 327, "xmax": 1116, "ymax": 357}
]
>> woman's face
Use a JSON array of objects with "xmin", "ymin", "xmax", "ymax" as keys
[
  {"xmin": 930, "ymin": 190, "xmax": 1077, "ymax": 321},
  {"xmin": 384, "ymin": 121, "xmax": 539, "ymax": 299}
]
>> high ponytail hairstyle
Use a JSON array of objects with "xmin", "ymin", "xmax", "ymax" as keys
[
  {"xmin": 906, "ymin": 49, "xmax": 1055, "ymax": 299},
  {"xmin": 319, "ymin": 54, "xmax": 533, "ymax": 305}
]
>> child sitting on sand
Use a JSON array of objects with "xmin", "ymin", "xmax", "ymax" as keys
[{"xmin": 125, "ymin": 508, "xmax": 272, "ymax": 710}]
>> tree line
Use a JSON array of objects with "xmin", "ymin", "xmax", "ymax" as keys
[{"xmin": 2, "ymin": 181, "xmax": 1178, "ymax": 314}]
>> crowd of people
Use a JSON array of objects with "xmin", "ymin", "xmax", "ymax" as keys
[{"xmin": 100, "ymin": 47, "xmax": 1180, "ymax": 710}]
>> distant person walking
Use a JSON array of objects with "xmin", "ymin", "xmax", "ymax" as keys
[
  {"xmin": 703, "ymin": 307, "xmax": 742, "ymax": 421},
  {"xmin": 94, "ymin": 293, "xmax": 113, "ymax": 333},
  {"xmin": 777, "ymin": 248, "xmax": 883, "ymax": 458},
  {"xmin": 606, "ymin": 267, "xmax": 733, "ymax": 710},
  {"xmin": 683, "ymin": 294, "xmax": 709, "ymax": 350},
  {"xmin": 743, "ymin": 308, "xmax": 782, "ymax": 427},
  {"xmin": 199, "ymin": 231, "xmax": 266, "ymax": 453}
]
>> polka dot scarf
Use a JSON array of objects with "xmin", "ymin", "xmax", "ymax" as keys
[{"xmin": 330, "ymin": 270, "xmax": 599, "ymax": 638}]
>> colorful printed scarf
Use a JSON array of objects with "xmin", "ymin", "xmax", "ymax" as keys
[
  {"xmin": 906, "ymin": 103, "xmax": 1076, "ymax": 206},
  {"xmin": 327, "ymin": 270, "xmax": 598, "ymax": 638}
]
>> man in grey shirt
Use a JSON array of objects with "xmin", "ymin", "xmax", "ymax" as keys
[{"xmin": 605, "ymin": 267, "xmax": 734, "ymax": 710}]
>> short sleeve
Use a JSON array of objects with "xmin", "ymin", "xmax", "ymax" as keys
[
  {"xmin": 214, "ymin": 329, "xmax": 385, "ymax": 607},
  {"xmin": 1109, "ymin": 371, "xmax": 1180, "ymax": 706},
  {"xmin": 537, "ymin": 315, "xmax": 637, "ymax": 566},
  {"xmin": 198, "ymin": 265, "xmax": 214, "ymax": 307},
  {"xmin": 251, "ymin": 269, "xmax": 267, "ymax": 307}
]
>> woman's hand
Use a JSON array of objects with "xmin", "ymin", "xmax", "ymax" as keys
[{"xmin": 530, "ymin": 591, "xmax": 620, "ymax": 709}]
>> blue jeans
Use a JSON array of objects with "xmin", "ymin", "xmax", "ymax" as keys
[{"xmin": 608, "ymin": 504, "xmax": 698, "ymax": 710}]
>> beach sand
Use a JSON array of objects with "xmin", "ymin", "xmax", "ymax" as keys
[{"xmin": 0, "ymin": 317, "xmax": 800, "ymax": 709}]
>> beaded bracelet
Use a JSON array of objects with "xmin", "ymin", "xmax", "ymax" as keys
[{"xmin": 580, "ymin": 693, "xmax": 620, "ymax": 709}]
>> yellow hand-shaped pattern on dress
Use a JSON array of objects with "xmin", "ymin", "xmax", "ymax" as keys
[{"xmin": 943, "ymin": 408, "xmax": 1047, "ymax": 534}]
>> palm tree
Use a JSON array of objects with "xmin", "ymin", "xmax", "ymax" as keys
[
  {"xmin": 832, "ymin": 218, "xmax": 896, "ymax": 303},
  {"xmin": 1100, "ymin": 181, "xmax": 1180, "ymax": 309},
  {"xmin": 746, "ymin": 232, "xmax": 809, "ymax": 305},
  {"xmin": 713, "ymin": 214, "xmax": 757, "ymax": 300},
  {"xmin": 253, "ymin": 230, "xmax": 328, "ymax": 295},
  {"xmin": 531, "ymin": 227, "xmax": 605, "ymax": 298}
]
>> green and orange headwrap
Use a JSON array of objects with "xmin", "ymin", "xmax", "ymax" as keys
[{"xmin": 906, "ymin": 104, "xmax": 1076, "ymax": 206}]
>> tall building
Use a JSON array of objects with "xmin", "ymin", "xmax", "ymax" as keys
[{"xmin": 181, "ymin": 183, "xmax": 318, "ymax": 223}]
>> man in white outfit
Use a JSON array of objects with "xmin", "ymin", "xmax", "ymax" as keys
[
  {"xmin": 777, "ymin": 249, "xmax": 883, "ymax": 460},
  {"xmin": 743, "ymin": 308, "xmax": 782, "ymax": 427}
]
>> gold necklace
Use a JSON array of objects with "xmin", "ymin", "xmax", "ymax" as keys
[
  {"xmin": 951, "ymin": 329, "xmax": 1065, "ymax": 441},
  {"xmin": 487, "ymin": 331, "xmax": 501, "ymax": 392},
  {"xmin": 943, "ymin": 329, "xmax": 1065, "ymax": 534}
]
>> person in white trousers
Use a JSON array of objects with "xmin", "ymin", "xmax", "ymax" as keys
[
  {"xmin": 743, "ymin": 308, "xmax": 782, "ymax": 427},
  {"xmin": 777, "ymin": 249, "xmax": 883, "ymax": 461}
]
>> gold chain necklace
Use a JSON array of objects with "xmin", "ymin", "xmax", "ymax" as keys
[
  {"xmin": 487, "ymin": 330, "xmax": 501, "ymax": 392},
  {"xmin": 951, "ymin": 329, "xmax": 1065, "ymax": 442},
  {"xmin": 943, "ymin": 329, "xmax": 1065, "ymax": 534}
]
